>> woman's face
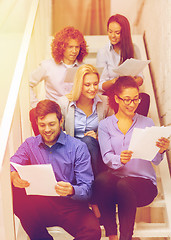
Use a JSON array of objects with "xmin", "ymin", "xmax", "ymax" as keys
[
  {"xmin": 107, "ymin": 21, "xmax": 121, "ymax": 46},
  {"xmin": 80, "ymin": 73, "xmax": 99, "ymax": 100},
  {"xmin": 115, "ymin": 87, "xmax": 140, "ymax": 117}
]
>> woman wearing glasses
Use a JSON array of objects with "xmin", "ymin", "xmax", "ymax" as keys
[{"xmin": 93, "ymin": 76, "xmax": 170, "ymax": 240}]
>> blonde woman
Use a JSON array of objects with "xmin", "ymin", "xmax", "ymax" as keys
[{"xmin": 58, "ymin": 64, "xmax": 111, "ymax": 176}]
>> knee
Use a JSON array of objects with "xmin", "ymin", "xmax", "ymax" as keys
[{"xmin": 83, "ymin": 216, "xmax": 101, "ymax": 240}]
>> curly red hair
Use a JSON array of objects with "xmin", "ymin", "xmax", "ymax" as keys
[{"xmin": 51, "ymin": 26, "xmax": 88, "ymax": 64}]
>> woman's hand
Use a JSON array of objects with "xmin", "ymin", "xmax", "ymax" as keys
[
  {"xmin": 120, "ymin": 150, "xmax": 133, "ymax": 164},
  {"xmin": 156, "ymin": 137, "xmax": 170, "ymax": 154},
  {"xmin": 55, "ymin": 181, "xmax": 74, "ymax": 196},
  {"xmin": 102, "ymin": 77, "xmax": 118, "ymax": 91},
  {"xmin": 11, "ymin": 171, "xmax": 30, "ymax": 188},
  {"xmin": 84, "ymin": 131, "xmax": 97, "ymax": 139},
  {"xmin": 134, "ymin": 76, "xmax": 143, "ymax": 86}
]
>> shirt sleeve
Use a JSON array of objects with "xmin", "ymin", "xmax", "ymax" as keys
[
  {"xmin": 10, "ymin": 141, "xmax": 31, "ymax": 172},
  {"xmin": 98, "ymin": 120, "xmax": 123, "ymax": 170},
  {"xmin": 29, "ymin": 62, "xmax": 47, "ymax": 108},
  {"xmin": 71, "ymin": 142, "xmax": 94, "ymax": 201}
]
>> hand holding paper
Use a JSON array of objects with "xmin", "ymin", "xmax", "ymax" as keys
[
  {"xmin": 128, "ymin": 126, "xmax": 171, "ymax": 161},
  {"xmin": 10, "ymin": 162, "xmax": 58, "ymax": 196}
]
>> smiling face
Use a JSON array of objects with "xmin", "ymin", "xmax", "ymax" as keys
[
  {"xmin": 115, "ymin": 87, "xmax": 140, "ymax": 118},
  {"xmin": 107, "ymin": 21, "xmax": 121, "ymax": 46},
  {"xmin": 37, "ymin": 113, "xmax": 63, "ymax": 146},
  {"xmin": 80, "ymin": 73, "xmax": 99, "ymax": 100},
  {"xmin": 63, "ymin": 39, "xmax": 80, "ymax": 65}
]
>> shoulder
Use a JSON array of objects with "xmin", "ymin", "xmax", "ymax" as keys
[
  {"xmin": 64, "ymin": 133, "xmax": 88, "ymax": 151},
  {"xmin": 40, "ymin": 58, "xmax": 59, "ymax": 68},
  {"xmin": 99, "ymin": 114, "xmax": 114, "ymax": 127},
  {"xmin": 18, "ymin": 136, "xmax": 40, "ymax": 150},
  {"xmin": 136, "ymin": 114, "xmax": 154, "ymax": 127},
  {"xmin": 97, "ymin": 43, "xmax": 109, "ymax": 55},
  {"xmin": 58, "ymin": 96, "xmax": 69, "ymax": 104}
]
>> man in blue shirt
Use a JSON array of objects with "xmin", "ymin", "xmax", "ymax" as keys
[{"xmin": 10, "ymin": 100, "xmax": 101, "ymax": 240}]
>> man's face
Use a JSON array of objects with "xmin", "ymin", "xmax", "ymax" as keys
[
  {"xmin": 37, "ymin": 113, "xmax": 63, "ymax": 146},
  {"xmin": 63, "ymin": 39, "xmax": 80, "ymax": 65}
]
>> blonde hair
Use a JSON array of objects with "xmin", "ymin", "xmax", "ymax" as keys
[{"xmin": 66, "ymin": 64, "xmax": 100, "ymax": 101}]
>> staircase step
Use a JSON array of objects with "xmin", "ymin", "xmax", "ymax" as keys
[
  {"xmin": 101, "ymin": 223, "xmax": 171, "ymax": 238},
  {"xmin": 133, "ymin": 223, "xmax": 171, "ymax": 238}
]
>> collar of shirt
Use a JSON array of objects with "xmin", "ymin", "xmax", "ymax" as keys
[
  {"xmin": 60, "ymin": 60, "xmax": 79, "ymax": 68},
  {"xmin": 112, "ymin": 113, "xmax": 138, "ymax": 133},
  {"xmin": 69, "ymin": 94, "xmax": 102, "ymax": 111},
  {"xmin": 113, "ymin": 113, "xmax": 138, "ymax": 123},
  {"xmin": 109, "ymin": 41, "xmax": 121, "ymax": 56},
  {"xmin": 37, "ymin": 130, "xmax": 66, "ymax": 148}
]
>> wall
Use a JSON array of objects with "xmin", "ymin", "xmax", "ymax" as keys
[
  {"xmin": 110, "ymin": 0, "xmax": 145, "ymax": 33},
  {"xmin": 134, "ymin": 0, "xmax": 171, "ymax": 169}
]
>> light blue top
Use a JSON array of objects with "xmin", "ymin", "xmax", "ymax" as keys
[
  {"xmin": 96, "ymin": 41, "xmax": 143, "ymax": 91},
  {"xmin": 98, "ymin": 113, "xmax": 164, "ymax": 186},
  {"xmin": 70, "ymin": 95, "xmax": 101, "ymax": 138}
]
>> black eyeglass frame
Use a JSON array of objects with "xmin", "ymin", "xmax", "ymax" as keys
[{"xmin": 117, "ymin": 96, "xmax": 141, "ymax": 105}]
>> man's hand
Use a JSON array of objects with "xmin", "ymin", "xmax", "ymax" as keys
[
  {"xmin": 11, "ymin": 171, "xmax": 30, "ymax": 188},
  {"xmin": 120, "ymin": 150, "xmax": 133, "ymax": 165},
  {"xmin": 55, "ymin": 181, "xmax": 74, "ymax": 196}
]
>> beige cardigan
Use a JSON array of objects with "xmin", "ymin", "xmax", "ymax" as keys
[{"xmin": 57, "ymin": 94, "xmax": 112, "ymax": 137}]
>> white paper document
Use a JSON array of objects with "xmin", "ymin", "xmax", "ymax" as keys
[
  {"xmin": 10, "ymin": 162, "xmax": 58, "ymax": 196},
  {"xmin": 64, "ymin": 67, "xmax": 104, "ymax": 82},
  {"xmin": 128, "ymin": 126, "xmax": 171, "ymax": 161},
  {"xmin": 113, "ymin": 58, "xmax": 151, "ymax": 76}
]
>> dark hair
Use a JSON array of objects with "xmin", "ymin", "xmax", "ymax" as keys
[
  {"xmin": 51, "ymin": 26, "xmax": 88, "ymax": 64},
  {"xmin": 107, "ymin": 76, "xmax": 139, "ymax": 112},
  {"xmin": 35, "ymin": 100, "xmax": 62, "ymax": 121},
  {"xmin": 107, "ymin": 14, "xmax": 134, "ymax": 64}
]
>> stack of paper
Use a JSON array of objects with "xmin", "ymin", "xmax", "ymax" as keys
[
  {"xmin": 128, "ymin": 126, "xmax": 171, "ymax": 161},
  {"xmin": 10, "ymin": 162, "xmax": 58, "ymax": 196},
  {"xmin": 113, "ymin": 58, "xmax": 151, "ymax": 76}
]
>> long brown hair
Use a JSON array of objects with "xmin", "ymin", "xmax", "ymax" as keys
[{"xmin": 107, "ymin": 14, "xmax": 134, "ymax": 64}]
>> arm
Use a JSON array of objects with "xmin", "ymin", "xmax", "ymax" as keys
[
  {"xmin": 102, "ymin": 77, "xmax": 118, "ymax": 91},
  {"xmin": 96, "ymin": 48, "xmax": 115, "ymax": 91},
  {"xmin": 152, "ymin": 137, "xmax": 170, "ymax": 165},
  {"xmin": 29, "ymin": 62, "xmax": 47, "ymax": 108},
  {"xmin": 71, "ymin": 142, "xmax": 94, "ymax": 201},
  {"xmin": 98, "ymin": 120, "xmax": 124, "ymax": 170}
]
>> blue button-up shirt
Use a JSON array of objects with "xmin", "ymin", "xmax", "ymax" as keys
[
  {"xmin": 10, "ymin": 130, "xmax": 94, "ymax": 200},
  {"xmin": 70, "ymin": 95, "xmax": 101, "ymax": 138},
  {"xmin": 98, "ymin": 113, "xmax": 164, "ymax": 186}
]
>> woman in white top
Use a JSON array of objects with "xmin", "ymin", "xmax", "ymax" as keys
[
  {"xmin": 58, "ymin": 64, "xmax": 112, "ymax": 176},
  {"xmin": 96, "ymin": 14, "xmax": 150, "ymax": 116}
]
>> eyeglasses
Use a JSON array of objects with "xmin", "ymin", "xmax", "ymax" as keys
[{"xmin": 117, "ymin": 96, "xmax": 141, "ymax": 105}]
